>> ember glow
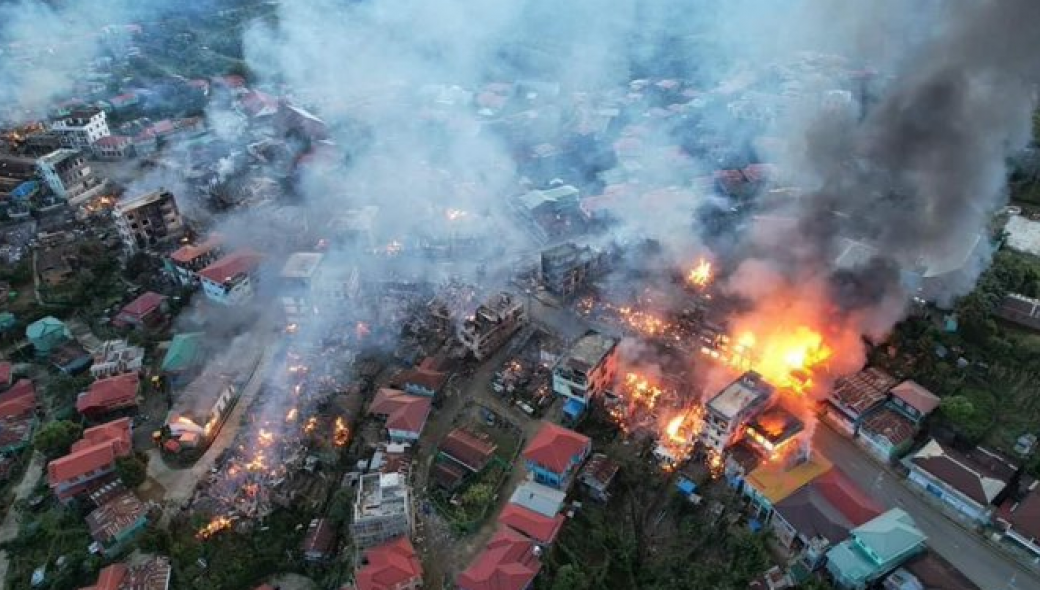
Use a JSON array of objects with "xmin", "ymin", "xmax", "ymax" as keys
[
  {"xmin": 334, "ymin": 417, "xmax": 350, "ymax": 447},
  {"xmin": 686, "ymin": 258, "xmax": 713, "ymax": 288},
  {"xmin": 258, "ymin": 429, "xmax": 274, "ymax": 447},
  {"xmin": 197, "ymin": 516, "xmax": 233, "ymax": 540},
  {"xmin": 304, "ymin": 416, "xmax": 318, "ymax": 435}
]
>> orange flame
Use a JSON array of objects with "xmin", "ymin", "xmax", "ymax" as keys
[
  {"xmin": 726, "ymin": 326, "xmax": 831, "ymax": 395},
  {"xmin": 334, "ymin": 417, "xmax": 350, "ymax": 447},
  {"xmin": 304, "ymin": 417, "xmax": 318, "ymax": 435},
  {"xmin": 286, "ymin": 408, "xmax": 298, "ymax": 423},
  {"xmin": 197, "ymin": 516, "xmax": 233, "ymax": 539},
  {"xmin": 686, "ymin": 258, "xmax": 713, "ymax": 288}
]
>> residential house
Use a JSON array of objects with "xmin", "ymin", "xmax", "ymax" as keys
[
  {"xmin": 36, "ymin": 148, "xmax": 106, "ymax": 204},
  {"xmin": 90, "ymin": 340, "xmax": 145, "ymax": 379},
  {"xmin": 743, "ymin": 405, "xmax": 805, "ymax": 461},
  {"xmin": 857, "ymin": 408, "xmax": 917, "ymax": 462},
  {"xmin": 887, "ymin": 381, "xmax": 940, "ymax": 426},
  {"xmin": 51, "ymin": 340, "xmax": 94, "ymax": 375},
  {"xmin": 509, "ymin": 481, "xmax": 566, "ymax": 518},
  {"xmin": 279, "ymin": 252, "xmax": 324, "ymax": 325},
  {"xmin": 160, "ymin": 332, "xmax": 205, "ymax": 387},
  {"xmin": 995, "ymin": 293, "xmax": 1040, "ymax": 331},
  {"xmin": 497, "ymin": 503, "xmax": 565, "ymax": 546},
  {"xmin": 355, "ymin": 537, "xmax": 424, "ymax": 590},
  {"xmin": 577, "ymin": 452, "xmax": 619, "ymax": 502},
  {"xmin": 198, "ymin": 249, "xmax": 264, "ymax": 306},
  {"xmin": 368, "ymin": 389, "xmax": 433, "ymax": 442},
  {"xmin": 302, "ymin": 518, "xmax": 337, "ymax": 562},
  {"xmin": 456, "ymin": 527, "xmax": 542, "ymax": 590},
  {"xmin": 391, "ymin": 357, "xmax": 449, "ymax": 398},
  {"xmin": 825, "ymin": 508, "xmax": 927, "ymax": 590},
  {"xmin": 48, "ymin": 417, "xmax": 132, "ymax": 501},
  {"xmin": 86, "ymin": 491, "xmax": 149, "ymax": 556},
  {"xmin": 112, "ymin": 291, "xmax": 168, "ymax": 329},
  {"xmin": 437, "ymin": 427, "xmax": 497, "ymax": 477},
  {"xmin": 50, "ymin": 107, "xmax": 110, "ymax": 150},
  {"xmin": 166, "ymin": 234, "xmax": 224, "ymax": 286},
  {"xmin": 0, "ymin": 379, "xmax": 37, "ymax": 455},
  {"xmin": 350, "ymin": 472, "xmax": 413, "ymax": 549},
  {"xmin": 906, "ymin": 438, "xmax": 1017, "ymax": 524},
  {"xmin": 77, "ymin": 373, "xmax": 139, "ymax": 420},
  {"xmin": 26, "ymin": 315, "xmax": 71, "ymax": 356},
  {"xmin": 78, "ymin": 555, "xmax": 173, "ymax": 590},
  {"xmin": 1000, "ymin": 481, "xmax": 1040, "ymax": 559},
  {"xmin": 522, "ymin": 422, "xmax": 591, "ymax": 490},
  {"xmin": 457, "ymin": 292, "xmax": 527, "ymax": 360},
  {"xmin": 701, "ymin": 371, "xmax": 775, "ymax": 452},
  {"xmin": 744, "ymin": 449, "xmax": 833, "ymax": 522},
  {"xmin": 882, "ymin": 551, "xmax": 982, "ymax": 590},
  {"xmin": 551, "ymin": 331, "xmax": 619, "ymax": 414},
  {"xmin": 724, "ymin": 440, "xmax": 765, "ymax": 491},
  {"xmin": 823, "ymin": 368, "xmax": 897, "ymax": 436},
  {"xmin": 94, "ymin": 135, "xmax": 133, "ymax": 159},
  {"xmin": 112, "ymin": 189, "xmax": 185, "ymax": 254},
  {"xmin": 770, "ymin": 467, "xmax": 881, "ymax": 566}
]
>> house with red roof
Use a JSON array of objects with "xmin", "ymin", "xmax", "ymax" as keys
[
  {"xmin": 78, "ymin": 554, "xmax": 171, "ymax": 590},
  {"xmin": 439, "ymin": 428, "xmax": 497, "ymax": 473},
  {"xmin": 166, "ymin": 234, "xmax": 223, "ymax": 285},
  {"xmin": 77, "ymin": 373, "xmax": 139, "ymax": 420},
  {"xmin": 887, "ymin": 380, "xmax": 940, "ymax": 426},
  {"xmin": 907, "ymin": 438, "xmax": 1018, "ymax": 525},
  {"xmin": 86, "ymin": 491, "xmax": 149, "ymax": 555},
  {"xmin": 0, "ymin": 378, "xmax": 38, "ymax": 455},
  {"xmin": 0, "ymin": 378, "xmax": 35, "ymax": 418},
  {"xmin": 457, "ymin": 527, "xmax": 541, "ymax": 590},
  {"xmin": 771, "ymin": 467, "xmax": 882, "ymax": 566},
  {"xmin": 0, "ymin": 361, "xmax": 11, "ymax": 391},
  {"xmin": 113, "ymin": 291, "xmax": 168, "ymax": 329},
  {"xmin": 522, "ymin": 422, "xmax": 591, "ymax": 490},
  {"xmin": 497, "ymin": 503, "xmax": 565, "ymax": 546},
  {"xmin": 1000, "ymin": 481, "xmax": 1040, "ymax": 559},
  {"xmin": 391, "ymin": 358, "xmax": 449, "ymax": 398},
  {"xmin": 856, "ymin": 407, "xmax": 917, "ymax": 462},
  {"xmin": 355, "ymin": 536, "xmax": 424, "ymax": 590},
  {"xmin": 48, "ymin": 417, "xmax": 132, "ymax": 502},
  {"xmin": 199, "ymin": 249, "xmax": 263, "ymax": 306},
  {"xmin": 368, "ymin": 389, "xmax": 432, "ymax": 442}
]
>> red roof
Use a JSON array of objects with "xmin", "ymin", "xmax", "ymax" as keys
[
  {"xmin": 368, "ymin": 389, "xmax": 432, "ymax": 435},
  {"xmin": 170, "ymin": 234, "xmax": 223, "ymax": 264},
  {"xmin": 198, "ymin": 249, "xmax": 263, "ymax": 285},
  {"xmin": 890, "ymin": 380, "xmax": 941, "ymax": 416},
  {"xmin": 77, "ymin": 374, "xmax": 139, "ymax": 416},
  {"xmin": 393, "ymin": 367, "xmax": 448, "ymax": 393},
  {"xmin": 0, "ymin": 379, "xmax": 35, "ymax": 418},
  {"xmin": 0, "ymin": 361, "xmax": 11, "ymax": 386},
  {"xmin": 84, "ymin": 562, "xmax": 128, "ymax": 590},
  {"xmin": 356, "ymin": 537, "xmax": 424, "ymax": 590},
  {"xmin": 859, "ymin": 408, "xmax": 916, "ymax": 447},
  {"xmin": 1007, "ymin": 486, "xmax": 1040, "ymax": 543},
  {"xmin": 816, "ymin": 468, "xmax": 882, "ymax": 526},
  {"xmin": 497, "ymin": 503, "xmax": 565, "ymax": 545},
  {"xmin": 457, "ymin": 527, "xmax": 541, "ymax": 590},
  {"xmin": 439, "ymin": 428, "xmax": 497, "ymax": 472},
  {"xmin": 48, "ymin": 418, "xmax": 132, "ymax": 486},
  {"xmin": 522, "ymin": 422, "xmax": 590, "ymax": 474},
  {"xmin": 910, "ymin": 439, "xmax": 1017, "ymax": 506},
  {"xmin": 120, "ymin": 292, "xmax": 167, "ymax": 319},
  {"xmin": 302, "ymin": 518, "xmax": 337, "ymax": 559},
  {"xmin": 150, "ymin": 120, "xmax": 175, "ymax": 136}
]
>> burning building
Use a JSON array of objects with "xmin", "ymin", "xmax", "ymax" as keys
[
  {"xmin": 701, "ymin": 371, "xmax": 775, "ymax": 452},
  {"xmin": 112, "ymin": 189, "xmax": 185, "ymax": 254},
  {"xmin": 350, "ymin": 472, "xmax": 414, "ymax": 549},
  {"xmin": 743, "ymin": 405, "xmax": 805, "ymax": 462},
  {"xmin": 458, "ymin": 292, "xmax": 527, "ymax": 360},
  {"xmin": 551, "ymin": 331, "xmax": 619, "ymax": 413},
  {"xmin": 539, "ymin": 242, "xmax": 605, "ymax": 299}
]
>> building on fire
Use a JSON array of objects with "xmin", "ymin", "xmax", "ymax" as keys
[
  {"xmin": 112, "ymin": 189, "xmax": 185, "ymax": 254},
  {"xmin": 458, "ymin": 292, "xmax": 527, "ymax": 360},
  {"xmin": 701, "ymin": 371, "xmax": 775, "ymax": 452}
]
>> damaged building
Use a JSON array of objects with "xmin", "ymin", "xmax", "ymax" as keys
[
  {"xmin": 539, "ymin": 242, "xmax": 605, "ymax": 299},
  {"xmin": 350, "ymin": 472, "xmax": 414, "ymax": 549},
  {"xmin": 458, "ymin": 292, "xmax": 527, "ymax": 360}
]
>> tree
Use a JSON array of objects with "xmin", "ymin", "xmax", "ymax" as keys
[
  {"xmin": 116, "ymin": 455, "xmax": 148, "ymax": 488},
  {"xmin": 461, "ymin": 482, "xmax": 494, "ymax": 507},
  {"xmin": 34, "ymin": 420, "xmax": 83, "ymax": 459},
  {"xmin": 552, "ymin": 564, "xmax": 590, "ymax": 590},
  {"xmin": 326, "ymin": 488, "xmax": 353, "ymax": 527},
  {"xmin": 940, "ymin": 396, "xmax": 976, "ymax": 425}
]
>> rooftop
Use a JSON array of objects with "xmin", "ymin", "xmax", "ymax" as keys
[
  {"xmin": 86, "ymin": 491, "xmax": 147, "ymax": 545},
  {"xmin": 909, "ymin": 439, "xmax": 1017, "ymax": 506},
  {"xmin": 509, "ymin": 481, "xmax": 566, "ymax": 518},
  {"xmin": 579, "ymin": 452, "xmax": 620, "ymax": 489},
  {"xmin": 302, "ymin": 518, "xmax": 336, "ymax": 558},
  {"xmin": 169, "ymin": 234, "xmax": 223, "ymax": 264},
  {"xmin": 439, "ymin": 428, "xmax": 497, "ymax": 472},
  {"xmin": 1005, "ymin": 214, "xmax": 1040, "ymax": 257},
  {"xmin": 118, "ymin": 291, "xmax": 167, "ymax": 318},
  {"xmin": 707, "ymin": 371, "xmax": 775, "ymax": 420},
  {"xmin": 745, "ymin": 406, "xmax": 805, "ymax": 449},
  {"xmin": 77, "ymin": 373, "xmax": 139, "ymax": 415},
  {"xmin": 115, "ymin": 189, "xmax": 173, "ymax": 213},
  {"xmin": 746, "ymin": 453, "xmax": 833, "ymax": 505},
  {"xmin": 48, "ymin": 417, "xmax": 132, "ymax": 485},
  {"xmin": 890, "ymin": 380, "xmax": 941, "ymax": 416},
  {"xmin": 368, "ymin": 389, "xmax": 432, "ymax": 434},
  {"xmin": 356, "ymin": 537, "xmax": 423, "ymax": 590},
  {"xmin": 522, "ymin": 421, "xmax": 590, "ymax": 473},
  {"xmin": 0, "ymin": 378, "xmax": 36, "ymax": 418},
  {"xmin": 280, "ymin": 252, "xmax": 324, "ymax": 279},
  {"xmin": 456, "ymin": 527, "xmax": 541, "ymax": 590},
  {"xmin": 774, "ymin": 467, "xmax": 882, "ymax": 545},
  {"xmin": 198, "ymin": 249, "xmax": 263, "ymax": 285},
  {"xmin": 859, "ymin": 408, "xmax": 916, "ymax": 447},
  {"xmin": 355, "ymin": 472, "xmax": 410, "ymax": 520},
  {"xmin": 1005, "ymin": 483, "xmax": 1040, "ymax": 545},
  {"xmin": 160, "ymin": 332, "xmax": 204, "ymax": 373},
  {"xmin": 560, "ymin": 332, "xmax": 618, "ymax": 372},
  {"xmin": 826, "ymin": 509, "xmax": 925, "ymax": 581},
  {"xmin": 498, "ymin": 503, "xmax": 566, "ymax": 545},
  {"xmin": 888, "ymin": 551, "xmax": 982, "ymax": 590},
  {"xmin": 829, "ymin": 368, "xmax": 897, "ymax": 416}
]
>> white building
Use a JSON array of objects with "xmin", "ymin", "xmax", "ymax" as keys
[
  {"xmin": 50, "ymin": 108, "xmax": 110, "ymax": 151},
  {"xmin": 36, "ymin": 149, "xmax": 106, "ymax": 204},
  {"xmin": 350, "ymin": 472, "xmax": 414, "ymax": 549},
  {"xmin": 552, "ymin": 332, "xmax": 619, "ymax": 405},
  {"xmin": 279, "ymin": 252, "xmax": 324, "ymax": 324},
  {"xmin": 458, "ymin": 292, "xmax": 527, "ymax": 360},
  {"xmin": 198, "ymin": 249, "xmax": 263, "ymax": 306},
  {"xmin": 112, "ymin": 189, "xmax": 185, "ymax": 253},
  {"xmin": 89, "ymin": 340, "xmax": 145, "ymax": 379},
  {"xmin": 701, "ymin": 371, "xmax": 775, "ymax": 451}
]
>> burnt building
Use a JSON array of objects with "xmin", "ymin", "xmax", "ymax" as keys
[
  {"xmin": 36, "ymin": 149, "xmax": 106, "ymax": 204},
  {"xmin": 112, "ymin": 189, "xmax": 185, "ymax": 254},
  {"xmin": 540, "ymin": 242, "xmax": 604, "ymax": 299},
  {"xmin": 458, "ymin": 292, "xmax": 527, "ymax": 360}
]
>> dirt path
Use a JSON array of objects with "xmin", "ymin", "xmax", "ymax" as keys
[{"xmin": 0, "ymin": 452, "xmax": 45, "ymax": 588}]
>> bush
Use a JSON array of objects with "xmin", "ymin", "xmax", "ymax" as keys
[{"xmin": 33, "ymin": 420, "xmax": 83, "ymax": 460}]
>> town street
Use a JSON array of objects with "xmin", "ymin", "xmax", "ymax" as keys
[{"xmin": 814, "ymin": 424, "xmax": 1040, "ymax": 590}]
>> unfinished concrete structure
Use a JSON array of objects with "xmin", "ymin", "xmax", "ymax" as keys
[
  {"xmin": 112, "ymin": 189, "xmax": 184, "ymax": 254},
  {"xmin": 539, "ymin": 242, "xmax": 603, "ymax": 298},
  {"xmin": 350, "ymin": 472, "xmax": 414, "ymax": 549},
  {"xmin": 458, "ymin": 292, "xmax": 527, "ymax": 360}
]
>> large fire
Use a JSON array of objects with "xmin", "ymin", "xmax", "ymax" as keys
[
  {"xmin": 725, "ymin": 326, "xmax": 831, "ymax": 395},
  {"xmin": 686, "ymin": 258, "xmax": 713, "ymax": 288},
  {"xmin": 607, "ymin": 371, "xmax": 703, "ymax": 469},
  {"xmin": 197, "ymin": 516, "xmax": 233, "ymax": 540}
]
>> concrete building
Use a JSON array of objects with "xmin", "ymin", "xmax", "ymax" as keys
[
  {"xmin": 90, "ymin": 340, "xmax": 145, "ymax": 379},
  {"xmin": 825, "ymin": 509, "xmax": 927, "ymax": 590},
  {"xmin": 36, "ymin": 148, "xmax": 106, "ymax": 204},
  {"xmin": 166, "ymin": 234, "xmax": 224, "ymax": 286},
  {"xmin": 539, "ymin": 242, "xmax": 603, "ymax": 298},
  {"xmin": 522, "ymin": 421, "xmax": 591, "ymax": 490},
  {"xmin": 198, "ymin": 249, "xmax": 263, "ymax": 306},
  {"xmin": 551, "ymin": 331, "xmax": 619, "ymax": 407},
  {"xmin": 112, "ymin": 189, "xmax": 184, "ymax": 253},
  {"xmin": 906, "ymin": 439, "xmax": 1017, "ymax": 525},
  {"xmin": 279, "ymin": 252, "xmax": 324, "ymax": 325},
  {"xmin": 458, "ymin": 292, "xmax": 527, "ymax": 360},
  {"xmin": 701, "ymin": 371, "xmax": 775, "ymax": 451},
  {"xmin": 350, "ymin": 472, "xmax": 414, "ymax": 549},
  {"xmin": 823, "ymin": 368, "xmax": 898, "ymax": 436},
  {"xmin": 50, "ymin": 107, "xmax": 110, "ymax": 150}
]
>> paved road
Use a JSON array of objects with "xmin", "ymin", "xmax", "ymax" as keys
[
  {"xmin": 0, "ymin": 452, "xmax": 44, "ymax": 589},
  {"xmin": 815, "ymin": 424, "xmax": 1039, "ymax": 590}
]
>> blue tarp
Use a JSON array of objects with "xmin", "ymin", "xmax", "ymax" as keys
[
  {"xmin": 563, "ymin": 398, "xmax": 585, "ymax": 419},
  {"xmin": 677, "ymin": 477, "xmax": 697, "ymax": 496},
  {"xmin": 11, "ymin": 181, "xmax": 37, "ymax": 200},
  {"xmin": 749, "ymin": 518, "xmax": 763, "ymax": 532}
]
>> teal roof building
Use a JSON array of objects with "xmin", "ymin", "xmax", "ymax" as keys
[{"xmin": 825, "ymin": 508, "xmax": 926, "ymax": 589}]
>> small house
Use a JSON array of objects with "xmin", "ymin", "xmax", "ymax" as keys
[
  {"xmin": 113, "ymin": 292, "xmax": 169, "ymax": 329},
  {"xmin": 355, "ymin": 537, "xmax": 423, "ymax": 590},
  {"xmin": 367, "ymin": 388, "xmax": 432, "ymax": 442},
  {"xmin": 887, "ymin": 381, "xmax": 940, "ymax": 426},
  {"xmin": 906, "ymin": 438, "xmax": 1018, "ymax": 525},
  {"xmin": 577, "ymin": 452, "xmax": 619, "ymax": 502},
  {"xmin": 457, "ymin": 527, "xmax": 542, "ymax": 590},
  {"xmin": 856, "ymin": 408, "xmax": 917, "ymax": 462},
  {"xmin": 76, "ymin": 373, "xmax": 139, "ymax": 420},
  {"xmin": 26, "ymin": 316, "xmax": 71, "ymax": 356},
  {"xmin": 825, "ymin": 508, "xmax": 926, "ymax": 590},
  {"xmin": 521, "ymin": 421, "xmax": 591, "ymax": 490},
  {"xmin": 86, "ymin": 491, "xmax": 149, "ymax": 556},
  {"xmin": 302, "ymin": 518, "xmax": 337, "ymax": 562}
]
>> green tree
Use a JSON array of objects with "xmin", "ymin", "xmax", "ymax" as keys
[
  {"xmin": 46, "ymin": 374, "xmax": 93, "ymax": 409},
  {"xmin": 116, "ymin": 455, "xmax": 148, "ymax": 488},
  {"xmin": 940, "ymin": 396, "xmax": 976, "ymax": 424},
  {"xmin": 326, "ymin": 488, "xmax": 353, "ymax": 527},
  {"xmin": 33, "ymin": 420, "xmax": 83, "ymax": 459},
  {"xmin": 552, "ymin": 564, "xmax": 590, "ymax": 590},
  {"xmin": 461, "ymin": 482, "xmax": 494, "ymax": 507}
]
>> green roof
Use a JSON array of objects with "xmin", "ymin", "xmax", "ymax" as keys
[
  {"xmin": 161, "ymin": 333, "xmax": 204, "ymax": 373},
  {"xmin": 25, "ymin": 316, "xmax": 65, "ymax": 339},
  {"xmin": 852, "ymin": 508, "xmax": 925, "ymax": 563}
]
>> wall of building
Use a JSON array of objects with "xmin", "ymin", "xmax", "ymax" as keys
[{"xmin": 907, "ymin": 469, "xmax": 990, "ymax": 523}]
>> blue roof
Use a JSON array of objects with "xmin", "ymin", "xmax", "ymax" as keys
[
  {"xmin": 563, "ymin": 398, "xmax": 585, "ymax": 418},
  {"xmin": 11, "ymin": 181, "xmax": 37, "ymax": 200},
  {"xmin": 677, "ymin": 477, "xmax": 697, "ymax": 495}
]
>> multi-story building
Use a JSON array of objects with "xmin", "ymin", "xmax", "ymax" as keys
[
  {"xmin": 166, "ymin": 234, "xmax": 224, "ymax": 286},
  {"xmin": 279, "ymin": 252, "xmax": 324, "ymax": 324},
  {"xmin": 539, "ymin": 242, "xmax": 604, "ymax": 298},
  {"xmin": 551, "ymin": 331, "xmax": 619, "ymax": 406},
  {"xmin": 522, "ymin": 421, "xmax": 591, "ymax": 490},
  {"xmin": 458, "ymin": 292, "xmax": 527, "ymax": 360},
  {"xmin": 701, "ymin": 371, "xmax": 775, "ymax": 452},
  {"xmin": 50, "ymin": 107, "xmax": 110, "ymax": 150},
  {"xmin": 112, "ymin": 189, "xmax": 184, "ymax": 253},
  {"xmin": 198, "ymin": 249, "xmax": 264, "ymax": 306},
  {"xmin": 36, "ymin": 149, "xmax": 106, "ymax": 204},
  {"xmin": 47, "ymin": 418, "xmax": 132, "ymax": 502},
  {"xmin": 350, "ymin": 472, "xmax": 414, "ymax": 549}
]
